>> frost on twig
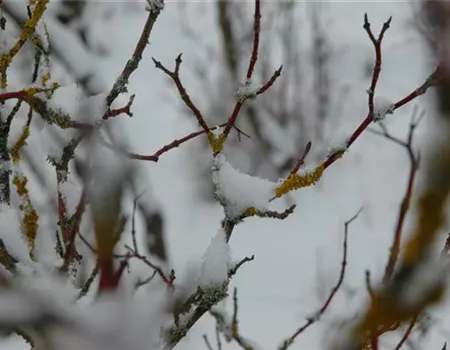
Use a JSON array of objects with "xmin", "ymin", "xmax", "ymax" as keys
[
  {"xmin": 372, "ymin": 96, "xmax": 394, "ymax": 122},
  {"xmin": 211, "ymin": 155, "xmax": 276, "ymax": 220},
  {"xmin": 146, "ymin": 0, "xmax": 165, "ymax": 13}
]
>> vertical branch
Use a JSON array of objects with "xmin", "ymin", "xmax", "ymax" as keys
[
  {"xmin": 277, "ymin": 208, "xmax": 362, "ymax": 350},
  {"xmin": 221, "ymin": 0, "xmax": 262, "ymax": 141},
  {"xmin": 363, "ymin": 13, "xmax": 392, "ymax": 117},
  {"xmin": 246, "ymin": 0, "xmax": 260, "ymax": 80},
  {"xmin": 0, "ymin": 101, "xmax": 21, "ymax": 205},
  {"xmin": 106, "ymin": 1, "xmax": 164, "ymax": 109}
]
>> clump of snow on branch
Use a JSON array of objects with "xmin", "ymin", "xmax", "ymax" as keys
[
  {"xmin": 372, "ymin": 96, "xmax": 394, "ymax": 122},
  {"xmin": 235, "ymin": 79, "xmax": 261, "ymax": 103},
  {"xmin": 327, "ymin": 136, "xmax": 349, "ymax": 157},
  {"xmin": 211, "ymin": 125, "xmax": 224, "ymax": 138},
  {"xmin": 198, "ymin": 228, "xmax": 231, "ymax": 287},
  {"xmin": 211, "ymin": 155, "xmax": 277, "ymax": 219}
]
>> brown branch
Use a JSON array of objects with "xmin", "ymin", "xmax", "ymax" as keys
[
  {"xmin": 221, "ymin": 0, "xmax": 267, "ymax": 142},
  {"xmin": 209, "ymin": 288, "xmax": 255, "ymax": 350},
  {"xmin": 369, "ymin": 111, "xmax": 422, "ymax": 282},
  {"xmin": 62, "ymin": 189, "xmax": 87, "ymax": 271},
  {"xmin": 78, "ymin": 263, "xmax": 99, "ymax": 299},
  {"xmin": 272, "ymin": 16, "xmax": 440, "ymax": 200},
  {"xmin": 101, "ymin": 122, "xmax": 248, "ymax": 163},
  {"xmin": 370, "ymin": 330, "xmax": 379, "ymax": 350},
  {"xmin": 105, "ymin": 4, "xmax": 164, "ymax": 108},
  {"xmin": 78, "ymin": 232, "xmax": 173, "ymax": 288},
  {"xmin": 246, "ymin": 0, "xmax": 261, "ymax": 80},
  {"xmin": 277, "ymin": 208, "xmax": 362, "ymax": 350},
  {"xmin": 231, "ymin": 288, "xmax": 255, "ymax": 350},
  {"xmin": 363, "ymin": 13, "xmax": 392, "ymax": 117},
  {"xmin": 290, "ymin": 142, "xmax": 312, "ymax": 175},
  {"xmin": 123, "ymin": 244, "xmax": 173, "ymax": 287},
  {"xmin": 321, "ymin": 64, "xmax": 440, "ymax": 172},
  {"xmin": 256, "ymin": 65, "xmax": 283, "ymax": 96},
  {"xmin": 152, "ymin": 54, "xmax": 210, "ymax": 134},
  {"xmin": 103, "ymin": 94, "xmax": 135, "ymax": 120},
  {"xmin": 393, "ymin": 65, "xmax": 443, "ymax": 110},
  {"xmin": 222, "ymin": 67, "xmax": 281, "ymax": 141},
  {"xmin": 228, "ymin": 255, "xmax": 255, "ymax": 279}
]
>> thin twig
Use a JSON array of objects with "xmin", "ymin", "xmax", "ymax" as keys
[
  {"xmin": 106, "ymin": 4, "xmax": 164, "ymax": 108},
  {"xmin": 368, "ymin": 110, "xmax": 422, "ymax": 282},
  {"xmin": 203, "ymin": 335, "xmax": 214, "ymax": 350},
  {"xmin": 290, "ymin": 142, "xmax": 312, "ymax": 175},
  {"xmin": 277, "ymin": 208, "xmax": 363, "ymax": 350},
  {"xmin": 228, "ymin": 255, "xmax": 255, "ymax": 278},
  {"xmin": 363, "ymin": 13, "xmax": 392, "ymax": 117},
  {"xmin": 152, "ymin": 54, "xmax": 210, "ymax": 134},
  {"xmin": 393, "ymin": 314, "xmax": 418, "ymax": 350}
]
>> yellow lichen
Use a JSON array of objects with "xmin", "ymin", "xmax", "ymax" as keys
[
  {"xmin": 24, "ymin": 87, "xmax": 39, "ymax": 97},
  {"xmin": 10, "ymin": 124, "xmax": 30, "ymax": 164},
  {"xmin": 12, "ymin": 174, "xmax": 39, "ymax": 259},
  {"xmin": 43, "ymin": 23, "xmax": 50, "ymax": 44},
  {"xmin": 207, "ymin": 132, "xmax": 226, "ymax": 155},
  {"xmin": 244, "ymin": 207, "xmax": 257, "ymax": 217},
  {"xmin": 41, "ymin": 72, "xmax": 51, "ymax": 87},
  {"xmin": 275, "ymin": 164, "xmax": 325, "ymax": 198},
  {"xmin": 12, "ymin": 174, "xmax": 29, "ymax": 196},
  {"xmin": 0, "ymin": 0, "xmax": 50, "ymax": 88}
]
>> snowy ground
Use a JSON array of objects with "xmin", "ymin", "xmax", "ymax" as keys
[{"xmin": 2, "ymin": 1, "xmax": 449, "ymax": 349}]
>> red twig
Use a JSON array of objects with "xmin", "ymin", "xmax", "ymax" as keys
[
  {"xmin": 0, "ymin": 90, "xmax": 28, "ymax": 102},
  {"xmin": 98, "ymin": 256, "xmax": 115, "ymax": 292},
  {"xmin": 290, "ymin": 141, "xmax": 312, "ymax": 175},
  {"xmin": 277, "ymin": 208, "xmax": 362, "ymax": 350},
  {"xmin": 363, "ymin": 13, "xmax": 392, "ymax": 117},
  {"xmin": 322, "ymin": 65, "xmax": 441, "ymax": 171},
  {"xmin": 256, "ymin": 65, "xmax": 283, "ymax": 95},
  {"xmin": 246, "ymin": 0, "xmax": 261, "ymax": 80},
  {"xmin": 393, "ymin": 65, "xmax": 443, "ymax": 110},
  {"xmin": 102, "ymin": 124, "xmax": 224, "ymax": 162},
  {"xmin": 63, "ymin": 190, "xmax": 87, "ymax": 267},
  {"xmin": 221, "ymin": 102, "xmax": 244, "ymax": 140},
  {"xmin": 152, "ymin": 54, "xmax": 210, "ymax": 134},
  {"xmin": 78, "ymin": 232, "xmax": 173, "ymax": 288},
  {"xmin": 370, "ymin": 330, "xmax": 379, "ymax": 350},
  {"xmin": 222, "ymin": 0, "xmax": 268, "ymax": 140},
  {"xmin": 103, "ymin": 94, "xmax": 135, "ymax": 120},
  {"xmin": 123, "ymin": 244, "xmax": 173, "ymax": 286},
  {"xmin": 369, "ymin": 112, "xmax": 422, "ymax": 282}
]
